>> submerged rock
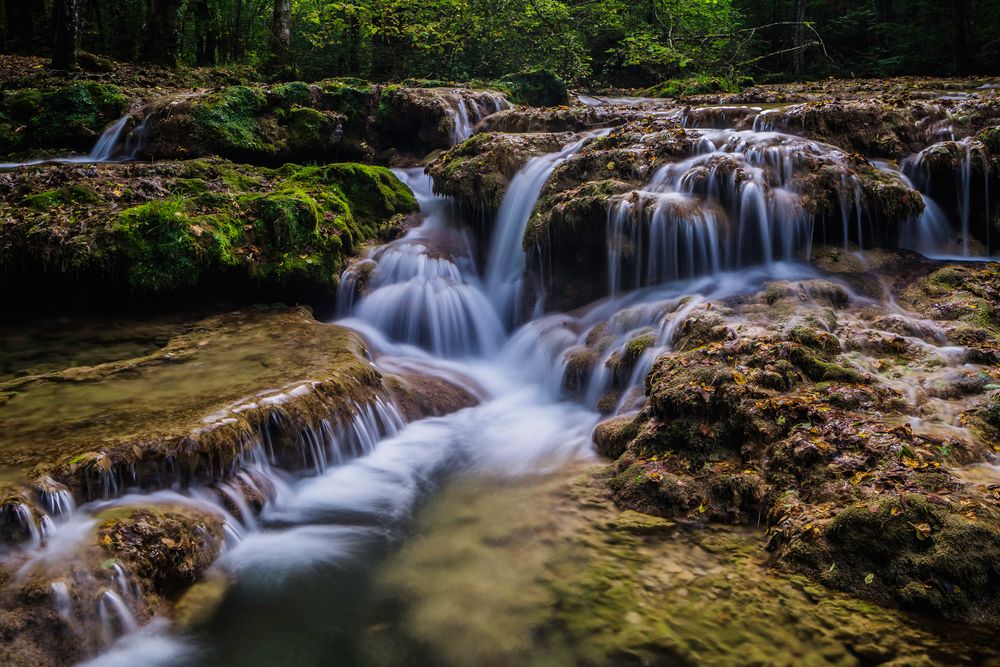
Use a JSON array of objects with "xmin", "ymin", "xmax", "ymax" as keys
[
  {"xmin": 0, "ymin": 306, "xmax": 478, "ymax": 521},
  {"xmin": 365, "ymin": 468, "xmax": 998, "ymax": 666}
]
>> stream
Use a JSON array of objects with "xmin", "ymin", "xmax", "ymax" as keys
[{"xmin": 3, "ymin": 89, "xmax": 999, "ymax": 665}]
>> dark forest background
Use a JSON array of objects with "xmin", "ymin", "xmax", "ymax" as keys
[{"xmin": 2, "ymin": 0, "xmax": 999, "ymax": 86}]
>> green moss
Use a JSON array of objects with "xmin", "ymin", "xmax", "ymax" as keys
[
  {"xmin": 977, "ymin": 126, "xmax": 1000, "ymax": 154},
  {"xmin": 642, "ymin": 75, "xmax": 750, "ymax": 98},
  {"xmin": 22, "ymin": 185, "xmax": 101, "ymax": 210},
  {"xmin": 2, "ymin": 88, "xmax": 43, "ymax": 122},
  {"xmin": 23, "ymin": 191, "xmax": 62, "ymax": 210},
  {"xmin": 271, "ymin": 81, "xmax": 312, "ymax": 108},
  {"xmin": 191, "ymin": 86, "xmax": 272, "ymax": 157},
  {"xmin": 113, "ymin": 198, "xmax": 210, "ymax": 291},
  {"xmin": 285, "ymin": 107, "xmax": 341, "ymax": 153},
  {"xmin": 28, "ymin": 82, "xmax": 128, "ymax": 148},
  {"xmin": 787, "ymin": 344, "xmax": 867, "ymax": 383}
]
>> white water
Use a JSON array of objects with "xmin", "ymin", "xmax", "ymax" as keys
[
  {"xmin": 0, "ymin": 111, "xmax": 146, "ymax": 169},
  {"xmin": 485, "ymin": 130, "xmax": 610, "ymax": 324}
]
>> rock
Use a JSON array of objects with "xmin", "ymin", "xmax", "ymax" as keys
[
  {"xmin": 594, "ymin": 264, "xmax": 1000, "ymax": 627},
  {"xmin": 96, "ymin": 505, "xmax": 224, "ymax": 598},
  {"xmin": 426, "ymin": 131, "xmax": 575, "ymax": 210},
  {"xmin": 494, "ymin": 69, "xmax": 568, "ymax": 107},
  {"xmin": 0, "ymin": 159, "xmax": 417, "ymax": 307}
]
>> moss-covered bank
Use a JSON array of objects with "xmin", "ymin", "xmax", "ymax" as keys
[{"xmin": 0, "ymin": 158, "xmax": 417, "ymax": 308}]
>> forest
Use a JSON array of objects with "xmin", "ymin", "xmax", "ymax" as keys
[{"xmin": 3, "ymin": 0, "xmax": 1000, "ymax": 85}]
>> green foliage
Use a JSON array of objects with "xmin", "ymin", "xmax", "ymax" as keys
[
  {"xmin": 643, "ymin": 75, "xmax": 750, "ymax": 98},
  {"xmin": 496, "ymin": 69, "xmax": 568, "ymax": 107}
]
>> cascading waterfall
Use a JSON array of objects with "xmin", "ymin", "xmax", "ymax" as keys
[
  {"xmin": 0, "ymin": 109, "xmax": 148, "ymax": 169},
  {"xmin": 606, "ymin": 130, "xmax": 827, "ymax": 294},
  {"xmin": 486, "ymin": 130, "xmax": 610, "ymax": 323},
  {"xmin": 99, "ymin": 590, "xmax": 139, "ymax": 643},
  {"xmin": 344, "ymin": 168, "xmax": 507, "ymax": 357},
  {"xmin": 28, "ymin": 102, "xmax": 1000, "ymax": 666},
  {"xmin": 440, "ymin": 90, "xmax": 511, "ymax": 144},
  {"xmin": 901, "ymin": 137, "xmax": 995, "ymax": 259}
]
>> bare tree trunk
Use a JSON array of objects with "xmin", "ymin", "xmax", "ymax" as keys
[
  {"xmin": 4, "ymin": 0, "xmax": 36, "ymax": 54},
  {"xmin": 268, "ymin": 0, "xmax": 291, "ymax": 70},
  {"xmin": 51, "ymin": 0, "xmax": 80, "ymax": 70},
  {"xmin": 952, "ymin": 0, "xmax": 970, "ymax": 72},
  {"xmin": 792, "ymin": 0, "xmax": 806, "ymax": 76},
  {"xmin": 141, "ymin": 0, "xmax": 184, "ymax": 67}
]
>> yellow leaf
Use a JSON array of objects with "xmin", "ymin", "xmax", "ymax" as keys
[
  {"xmin": 909, "ymin": 522, "xmax": 932, "ymax": 540},
  {"xmin": 733, "ymin": 371, "xmax": 747, "ymax": 385}
]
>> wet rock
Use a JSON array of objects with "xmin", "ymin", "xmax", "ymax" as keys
[
  {"xmin": 477, "ymin": 106, "xmax": 639, "ymax": 134},
  {"xmin": 426, "ymin": 131, "xmax": 575, "ymax": 210},
  {"xmin": 96, "ymin": 505, "xmax": 224, "ymax": 598},
  {"xmin": 594, "ymin": 265, "xmax": 1000, "ymax": 626}
]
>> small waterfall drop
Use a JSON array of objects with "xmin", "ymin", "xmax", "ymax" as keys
[
  {"xmin": 99, "ymin": 589, "xmax": 139, "ymax": 643},
  {"xmin": 486, "ymin": 130, "xmax": 609, "ymax": 322}
]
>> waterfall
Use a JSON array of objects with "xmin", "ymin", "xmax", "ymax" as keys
[
  {"xmin": 0, "ymin": 111, "xmax": 145, "ymax": 169},
  {"xmin": 440, "ymin": 90, "xmax": 511, "ymax": 145},
  {"xmin": 347, "ymin": 168, "xmax": 507, "ymax": 357},
  {"xmin": 88, "ymin": 115, "xmax": 132, "ymax": 161},
  {"xmin": 606, "ymin": 130, "xmax": 824, "ymax": 294},
  {"xmin": 99, "ymin": 590, "xmax": 139, "ymax": 643},
  {"xmin": 900, "ymin": 138, "xmax": 995, "ymax": 259},
  {"xmin": 485, "ymin": 131, "xmax": 608, "ymax": 322}
]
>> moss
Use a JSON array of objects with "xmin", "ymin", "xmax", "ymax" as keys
[
  {"xmin": 285, "ymin": 107, "xmax": 342, "ymax": 153},
  {"xmin": 113, "ymin": 198, "xmax": 211, "ymax": 291},
  {"xmin": 22, "ymin": 185, "xmax": 101, "ymax": 210},
  {"xmin": 787, "ymin": 344, "xmax": 868, "ymax": 383},
  {"xmin": 977, "ymin": 126, "xmax": 1000, "ymax": 154},
  {"xmin": 495, "ymin": 69, "xmax": 569, "ymax": 107},
  {"xmin": 643, "ymin": 75, "xmax": 748, "ymax": 98},
  {"xmin": 271, "ymin": 81, "xmax": 312, "ymax": 108},
  {"xmin": 2, "ymin": 88, "xmax": 43, "ymax": 122},
  {"xmin": 191, "ymin": 85, "xmax": 272, "ymax": 157},
  {"xmin": 27, "ymin": 82, "xmax": 128, "ymax": 149},
  {"xmin": 97, "ymin": 505, "xmax": 224, "ymax": 598}
]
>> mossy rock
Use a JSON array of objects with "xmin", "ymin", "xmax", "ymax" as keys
[
  {"xmin": 22, "ymin": 82, "xmax": 128, "ymax": 151},
  {"xmin": 0, "ymin": 158, "xmax": 417, "ymax": 302}
]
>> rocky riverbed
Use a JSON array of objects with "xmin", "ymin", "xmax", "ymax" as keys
[{"xmin": 1, "ymin": 57, "xmax": 999, "ymax": 665}]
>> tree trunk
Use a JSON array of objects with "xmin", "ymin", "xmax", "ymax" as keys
[
  {"xmin": 952, "ymin": 0, "xmax": 970, "ymax": 73},
  {"xmin": 192, "ymin": 0, "xmax": 219, "ymax": 66},
  {"xmin": 792, "ymin": 0, "xmax": 806, "ymax": 76},
  {"xmin": 4, "ymin": 0, "xmax": 35, "ymax": 54},
  {"xmin": 51, "ymin": 0, "xmax": 80, "ymax": 70},
  {"xmin": 268, "ymin": 0, "xmax": 291, "ymax": 70},
  {"xmin": 141, "ymin": 0, "xmax": 184, "ymax": 67},
  {"xmin": 346, "ymin": 10, "xmax": 360, "ymax": 75}
]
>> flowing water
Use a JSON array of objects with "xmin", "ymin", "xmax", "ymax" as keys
[
  {"xmin": 0, "ymin": 109, "xmax": 148, "ymax": 169},
  {"xmin": 5, "ymin": 95, "xmax": 997, "ymax": 664}
]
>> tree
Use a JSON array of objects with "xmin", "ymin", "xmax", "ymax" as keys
[
  {"xmin": 4, "ymin": 0, "xmax": 35, "ymax": 54},
  {"xmin": 141, "ymin": 0, "xmax": 184, "ymax": 67},
  {"xmin": 51, "ymin": 0, "xmax": 80, "ymax": 70},
  {"xmin": 792, "ymin": 0, "xmax": 806, "ymax": 75},
  {"xmin": 192, "ymin": 0, "xmax": 220, "ymax": 66},
  {"xmin": 268, "ymin": 0, "xmax": 292, "ymax": 70}
]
